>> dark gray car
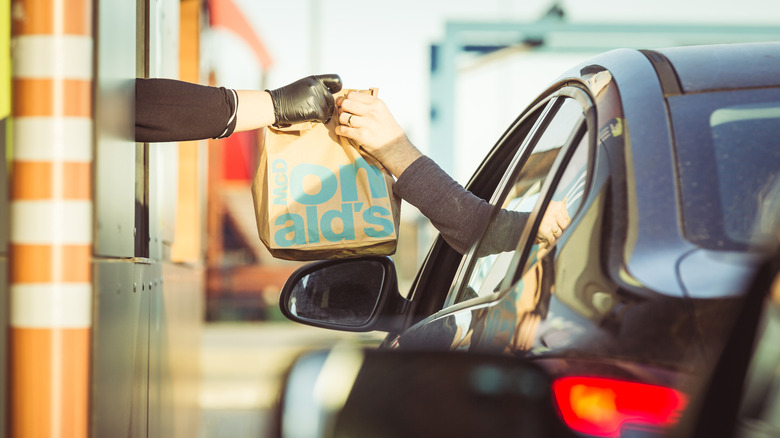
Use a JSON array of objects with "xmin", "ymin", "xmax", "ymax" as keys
[{"xmin": 280, "ymin": 42, "xmax": 780, "ymax": 437}]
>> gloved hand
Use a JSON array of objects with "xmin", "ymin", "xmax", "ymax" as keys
[{"xmin": 266, "ymin": 74, "xmax": 343, "ymax": 126}]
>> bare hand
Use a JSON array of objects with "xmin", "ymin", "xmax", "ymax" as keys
[
  {"xmin": 535, "ymin": 199, "xmax": 571, "ymax": 256},
  {"xmin": 335, "ymin": 92, "xmax": 422, "ymax": 177}
]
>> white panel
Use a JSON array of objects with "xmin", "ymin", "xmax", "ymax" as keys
[
  {"xmin": 12, "ymin": 35, "xmax": 93, "ymax": 79},
  {"xmin": 10, "ymin": 283, "xmax": 92, "ymax": 328},
  {"xmin": 13, "ymin": 117, "xmax": 93, "ymax": 162},
  {"xmin": 10, "ymin": 200, "xmax": 92, "ymax": 244},
  {"xmin": 149, "ymin": 142, "xmax": 178, "ymax": 260}
]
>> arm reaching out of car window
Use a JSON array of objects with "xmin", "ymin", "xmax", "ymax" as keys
[
  {"xmin": 336, "ymin": 92, "xmax": 572, "ymax": 258},
  {"xmin": 336, "ymin": 92, "xmax": 529, "ymax": 254}
]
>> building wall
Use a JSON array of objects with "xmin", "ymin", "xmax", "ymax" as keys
[{"xmin": 91, "ymin": 0, "xmax": 205, "ymax": 437}]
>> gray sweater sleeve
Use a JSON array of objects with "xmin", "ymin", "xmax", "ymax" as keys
[{"xmin": 394, "ymin": 156, "xmax": 528, "ymax": 255}]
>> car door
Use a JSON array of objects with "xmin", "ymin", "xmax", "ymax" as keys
[{"xmin": 394, "ymin": 85, "xmax": 599, "ymax": 352}]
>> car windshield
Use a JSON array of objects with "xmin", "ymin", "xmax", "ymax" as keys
[{"xmin": 670, "ymin": 88, "xmax": 780, "ymax": 251}]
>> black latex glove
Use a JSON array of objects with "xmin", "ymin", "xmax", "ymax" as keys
[{"xmin": 266, "ymin": 74, "xmax": 343, "ymax": 127}]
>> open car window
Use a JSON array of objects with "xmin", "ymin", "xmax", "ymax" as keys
[
  {"xmin": 518, "ymin": 132, "xmax": 588, "ymax": 275},
  {"xmin": 449, "ymin": 95, "xmax": 590, "ymax": 306},
  {"xmin": 404, "ymin": 95, "xmax": 548, "ymax": 320}
]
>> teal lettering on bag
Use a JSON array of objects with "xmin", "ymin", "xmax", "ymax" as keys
[
  {"xmin": 340, "ymin": 157, "xmax": 388, "ymax": 202},
  {"xmin": 273, "ymin": 213, "xmax": 306, "ymax": 247},
  {"xmin": 272, "ymin": 159, "xmax": 289, "ymax": 205},
  {"xmin": 271, "ymin": 159, "xmax": 395, "ymax": 247},
  {"xmin": 305, "ymin": 206, "xmax": 320, "ymax": 243},
  {"xmin": 363, "ymin": 206, "xmax": 393, "ymax": 238},
  {"xmin": 321, "ymin": 203, "xmax": 356, "ymax": 242},
  {"xmin": 272, "ymin": 203, "xmax": 394, "ymax": 247},
  {"xmin": 290, "ymin": 163, "xmax": 338, "ymax": 205}
]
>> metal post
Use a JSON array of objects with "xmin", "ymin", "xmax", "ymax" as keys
[
  {"xmin": 9, "ymin": 0, "xmax": 93, "ymax": 436},
  {"xmin": 428, "ymin": 23, "xmax": 459, "ymax": 175}
]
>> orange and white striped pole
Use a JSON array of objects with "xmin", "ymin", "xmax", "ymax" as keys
[{"xmin": 9, "ymin": 0, "xmax": 93, "ymax": 437}]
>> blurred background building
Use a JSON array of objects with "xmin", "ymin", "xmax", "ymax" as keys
[{"xmin": 1, "ymin": 0, "xmax": 779, "ymax": 437}]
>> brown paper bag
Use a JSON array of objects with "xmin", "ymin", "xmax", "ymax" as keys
[{"xmin": 252, "ymin": 88, "xmax": 401, "ymax": 261}]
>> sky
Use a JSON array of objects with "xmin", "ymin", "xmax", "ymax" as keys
[{"xmin": 206, "ymin": 0, "xmax": 780, "ymax": 182}]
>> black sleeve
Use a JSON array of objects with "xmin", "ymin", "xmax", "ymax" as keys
[{"xmin": 135, "ymin": 78, "xmax": 238, "ymax": 143}]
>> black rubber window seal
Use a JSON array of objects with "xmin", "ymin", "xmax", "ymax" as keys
[{"xmin": 640, "ymin": 49, "xmax": 684, "ymax": 97}]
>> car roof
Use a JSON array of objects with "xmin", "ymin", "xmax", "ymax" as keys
[
  {"xmin": 656, "ymin": 42, "xmax": 780, "ymax": 93},
  {"xmin": 556, "ymin": 43, "xmax": 780, "ymax": 298}
]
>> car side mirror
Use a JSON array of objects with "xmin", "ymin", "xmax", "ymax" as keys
[
  {"xmin": 279, "ymin": 256, "xmax": 409, "ymax": 332},
  {"xmin": 272, "ymin": 348, "xmax": 576, "ymax": 438}
]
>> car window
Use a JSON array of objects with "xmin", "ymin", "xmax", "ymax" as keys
[
  {"xmin": 405, "ymin": 102, "xmax": 548, "ymax": 319},
  {"xmin": 451, "ymin": 96, "xmax": 588, "ymax": 305},
  {"xmin": 736, "ymin": 294, "xmax": 780, "ymax": 438},
  {"xmin": 671, "ymin": 89, "xmax": 780, "ymax": 251},
  {"xmin": 519, "ymin": 133, "xmax": 588, "ymax": 274}
]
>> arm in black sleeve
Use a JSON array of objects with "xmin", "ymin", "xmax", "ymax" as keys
[{"xmin": 135, "ymin": 78, "xmax": 238, "ymax": 143}]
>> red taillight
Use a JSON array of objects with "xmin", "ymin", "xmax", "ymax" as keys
[{"xmin": 552, "ymin": 376, "xmax": 688, "ymax": 437}]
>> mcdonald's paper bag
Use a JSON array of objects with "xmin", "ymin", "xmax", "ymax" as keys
[{"xmin": 252, "ymin": 88, "xmax": 401, "ymax": 261}]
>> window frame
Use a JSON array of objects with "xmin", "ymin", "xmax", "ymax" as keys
[
  {"xmin": 402, "ymin": 93, "xmax": 551, "ymax": 324},
  {"xmin": 440, "ymin": 85, "xmax": 596, "ymax": 312}
]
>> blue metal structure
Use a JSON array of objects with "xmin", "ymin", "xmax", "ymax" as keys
[{"xmin": 430, "ymin": 20, "xmax": 780, "ymax": 174}]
